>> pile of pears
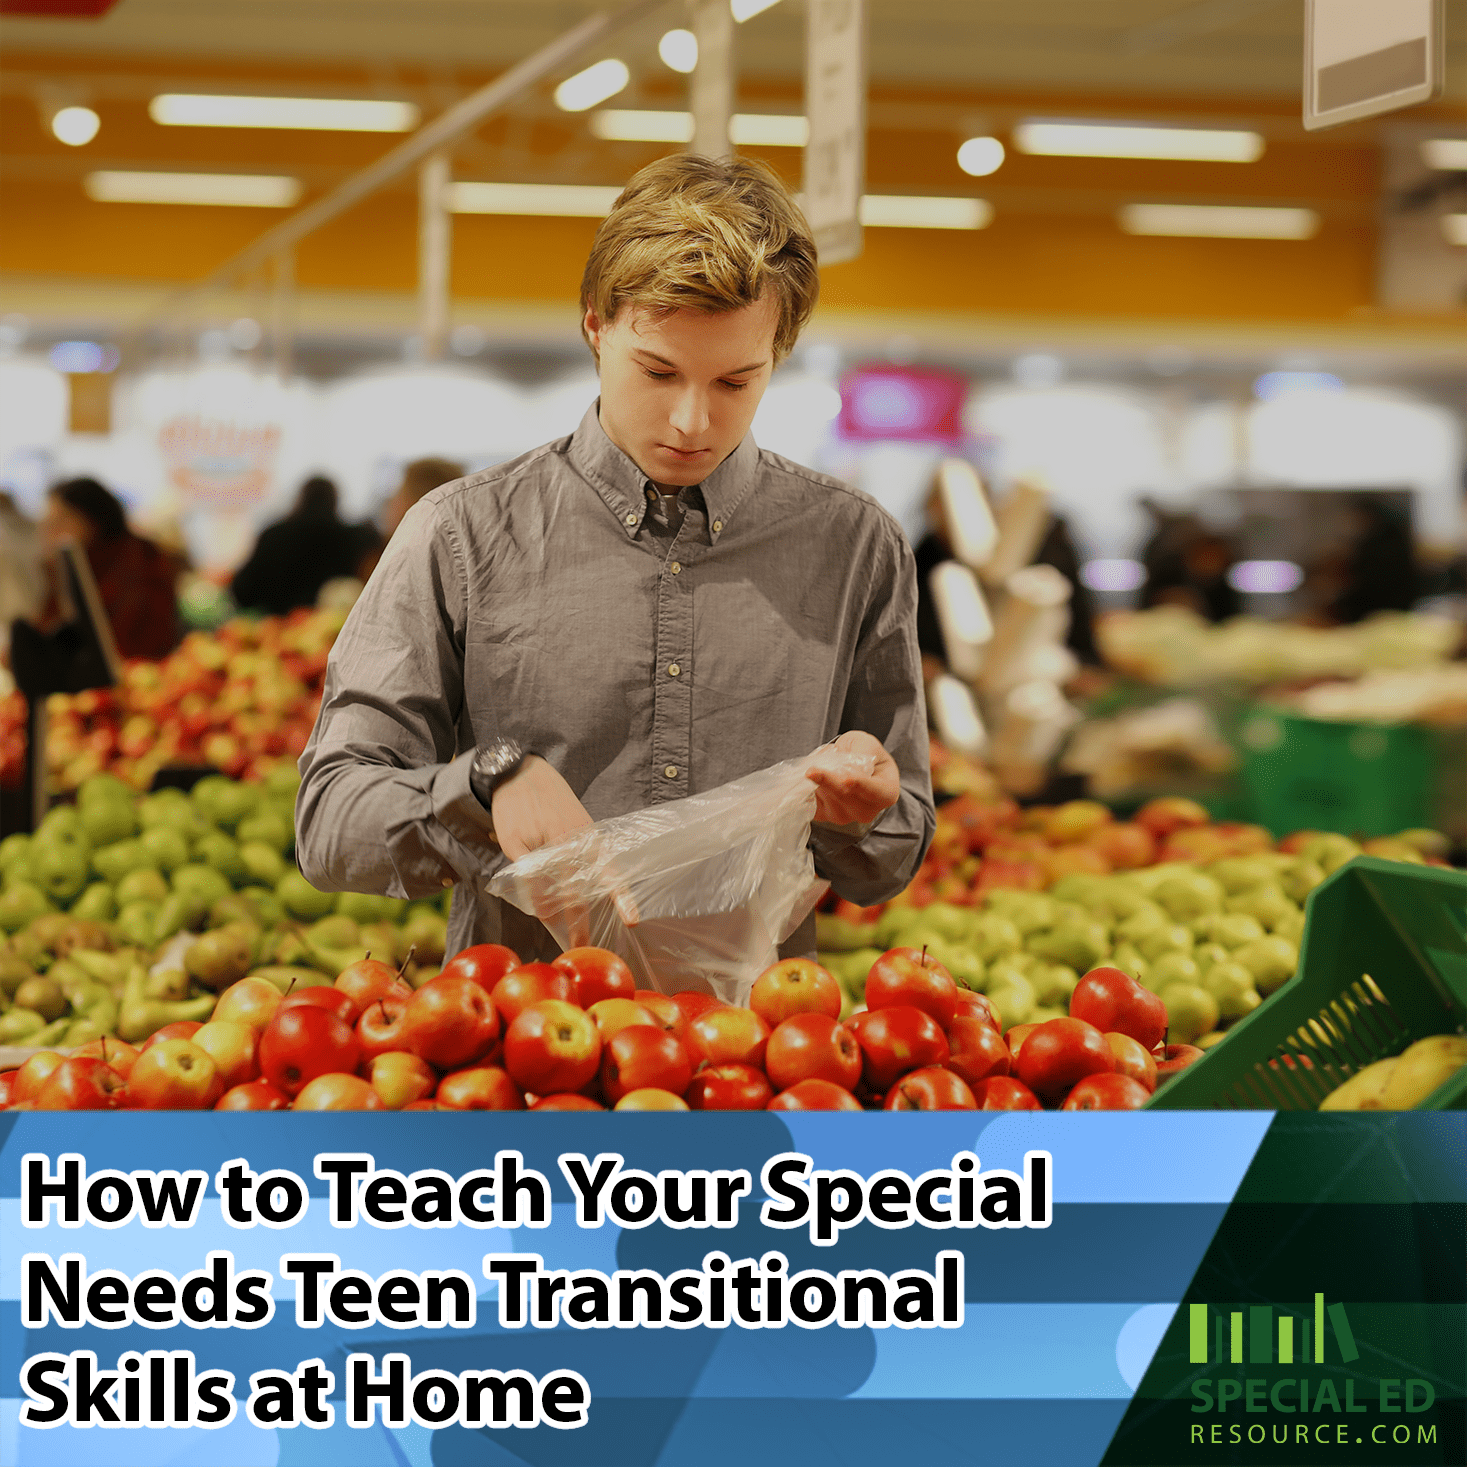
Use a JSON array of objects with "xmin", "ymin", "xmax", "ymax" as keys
[
  {"xmin": 816, "ymin": 844, "xmax": 1370, "ymax": 1049},
  {"xmin": 0, "ymin": 769, "xmax": 450, "ymax": 1050}
]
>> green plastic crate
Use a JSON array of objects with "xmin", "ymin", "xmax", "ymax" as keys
[{"xmin": 1147, "ymin": 856, "xmax": 1467, "ymax": 1111}]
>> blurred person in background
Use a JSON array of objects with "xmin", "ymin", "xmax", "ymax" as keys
[
  {"xmin": 43, "ymin": 477, "xmax": 180, "ymax": 660},
  {"xmin": 231, "ymin": 475, "xmax": 381, "ymax": 616},
  {"xmin": 357, "ymin": 456, "xmax": 466, "ymax": 581},
  {"xmin": 1325, "ymin": 496, "xmax": 1418, "ymax": 625},
  {"xmin": 0, "ymin": 491, "xmax": 44, "ymax": 663},
  {"xmin": 1143, "ymin": 528, "xmax": 1240, "ymax": 623}
]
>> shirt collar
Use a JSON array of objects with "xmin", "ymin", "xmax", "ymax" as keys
[{"xmin": 566, "ymin": 399, "xmax": 758, "ymax": 543}]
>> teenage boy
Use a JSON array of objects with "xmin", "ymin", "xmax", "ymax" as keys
[{"xmin": 296, "ymin": 155, "xmax": 935, "ymax": 963}]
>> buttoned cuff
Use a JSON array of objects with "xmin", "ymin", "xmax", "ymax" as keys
[
  {"xmin": 810, "ymin": 816, "xmax": 875, "ymax": 854},
  {"xmin": 433, "ymin": 748, "xmax": 501, "ymax": 857}
]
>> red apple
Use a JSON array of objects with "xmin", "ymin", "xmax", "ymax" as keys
[
  {"xmin": 280, "ymin": 986, "xmax": 359, "ymax": 1026},
  {"xmin": 335, "ymin": 956, "xmax": 411, "ymax": 1016},
  {"xmin": 1043, "ymin": 800, "xmax": 1112, "ymax": 844},
  {"xmin": 259, "ymin": 1006, "xmax": 360, "ymax": 1098},
  {"xmin": 400, "ymin": 974, "xmax": 500, "ymax": 1071},
  {"xmin": 951, "ymin": 989, "xmax": 1001, "ymax": 1031},
  {"xmin": 215, "ymin": 1080, "xmax": 290, "ymax": 1111},
  {"xmin": 128, "ymin": 1039, "xmax": 224, "ymax": 1110},
  {"xmin": 748, "ymin": 959, "xmax": 842, "ymax": 1028},
  {"xmin": 1087, "ymin": 821, "xmax": 1156, "ymax": 870},
  {"xmin": 293, "ymin": 1073, "xmax": 384, "ymax": 1111},
  {"xmin": 138, "ymin": 1021, "xmax": 203, "ymax": 1052},
  {"xmin": 884, "ymin": 1066, "xmax": 977, "ymax": 1111},
  {"xmin": 191, "ymin": 1020, "xmax": 259, "ymax": 1091},
  {"xmin": 1070, "ymin": 967, "xmax": 1168, "ymax": 1053},
  {"xmin": 70, "ymin": 1037, "xmax": 141, "ymax": 1080},
  {"xmin": 438, "ymin": 943, "xmax": 521, "ymax": 996},
  {"xmin": 971, "ymin": 1075, "xmax": 1043, "ymax": 1110},
  {"xmin": 600, "ymin": 1027, "xmax": 692, "ymax": 1105},
  {"xmin": 685, "ymin": 1006, "xmax": 771, "ymax": 1071},
  {"xmin": 1014, "ymin": 1017, "xmax": 1113, "ymax": 1104},
  {"xmin": 864, "ymin": 947, "xmax": 958, "ymax": 1028},
  {"xmin": 1061, "ymin": 1072, "xmax": 1151, "ymax": 1111},
  {"xmin": 212, "ymin": 977, "xmax": 283, "ymax": 1033},
  {"xmin": 1045, "ymin": 844, "xmax": 1111, "ymax": 881},
  {"xmin": 767, "ymin": 1078, "xmax": 864, "ymax": 1111},
  {"xmin": 355, "ymin": 992, "xmax": 411, "ymax": 1063},
  {"xmin": 1104, "ymin": 1032, "xmax": 1158, "ymax": 1093},
  {"xmin": 670, "ymin": 990, "xmax": 723, "ymax": 1024},
  {"xmin": 1005, "ymin": 1022, "xmax": 1039, "ymax": 1060},
  {"xmin": 945, "ymin": 1015, "xmax": 1012, "ymax": 1089},
  {"xmin": 34, "ymin": 1056, "xmax": 128, "ymax": 1111},
  {"xmin": 632, "ymin": 990, "xmax": 687, "ymax": 1039},
  {"xmin": 851, "ymin": 1004, "xmax": 950, "ymax": 1093},
  {"xmin": 684, "ymin": 1063, "xmax": 774, "ymax": 1111},
  {"xmin": 587, "ymin": 998, "xmax": 658, "ymax": 1043},
  {"xmin": 490, "ymin": 963, "xmax": 573, "ymax": 1025},
  {"xmin": 12, "ymin": 1052, "xmax": 68, "ymax": 1104},
  {"xmin": 764, "ymin": 1013, "xmax": 861, "ymax": 1092},
  {"xmin": 365, "ymin": 1051, "xmax": 438, "ymax": 1109},
  {"xmin": 503, "ymin": 1000, "xmax": 601, "ymax": 1094},
  {"xmin": 554, "ymin": 947, "xmax": 636, "ymax": 1008},
  {"xmin": 1155, "ymin": 1043, "xmax": 1205, "ymax": 1080},
  {"xmin": 1134, "ymin": 796, "xmax": 1211, "ymax": 838},
  {"xmin": 435, "ymin": 1065, "xmax": 525, "ymax": 1111},
  {"xmin": 531, "ymin": 1093, "xmax": 605, "ymax": 1111},
  {"xmin": 614, "ymin": 1088, "xmax": 689, "ymax": 1111}
]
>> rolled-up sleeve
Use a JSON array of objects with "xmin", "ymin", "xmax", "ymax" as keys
[
  {"xmin": 808, "ymin": 530, "xmax": 935, "ymax": 905},
  {"xmin": 295, "ymin": 499, "xmax": 501, "ymax": 900}
]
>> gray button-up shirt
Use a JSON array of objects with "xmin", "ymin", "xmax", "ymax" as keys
[{"xmin": 296, "ymin": 402, "xmax": 935, "ymax": 964}]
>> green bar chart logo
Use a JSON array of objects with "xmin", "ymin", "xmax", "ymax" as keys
[{"xmin": 1188, "ymin": 1294, "xmax": 1359, "ymax": 1366}]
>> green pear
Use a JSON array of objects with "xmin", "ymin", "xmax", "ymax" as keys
[
  {"xmin": 873, "ymin": 904, "xmax": 929, "ymax": 948},
  {"xmin": 1086, "ymin": 880, "xmax": 1156, "ymax": 922},
  {"xmin": 1232, "ymin": 935, "xmax": 1298, "ymax": 996},
  {"xmin": 28, "ymin": 1015, "xmax": 75, "ymax": 1048},
  {"xmin": 92, "ymin": 839, "xmax": 151, "ymax": 884},
  {"xmin": 208, "ymin": 894, "xmax": 260, "ymax": 930},
  {"xmin": 1191, "ymin": 942, "xmax": 1231, "ymax": 975},
  {"xmin": 0, "ymin": 831, "xmax": 31, "ymax": 876},
  {"xmin": 0, "ymin": 882, "xmax": 53, "ymax": 934},
  {"xmin": 357, "ymin": 921, "xmax": 400, "ymax": 963},
  {"xmin": 1027, "ymin": 920, "xmax": 1108, "ymax": 974},
  {"xmin": 54, "ymin": 919, "xmax": 112, "ymax": 958},
  {"xmin": 1225, "ymin": 884, "xmax": 1295, "ymax": 931},
  {"xmin": 1207, "ymin": 857, "xmax": 1278, "ymax": 895},
  {"xmin": 138, "ymin": 789, "xmax": 203, "ymax": 838},
  {"xmin": 8, "ymin": 928, "xmax": 51, "ymax": 971},
  {"xmin": 1108, "ymin": 942, "xmax": 1149, "ymax": 986},
  {"xmin": 815, "ymin": 913, "xmax": 877, "ymax": 952},
  {"xmin": 968, "ymin": 912, "xmax": 1024, "ymax": 961},
  {"xmin": 70, "ymin": 882, "xmax": 117, "ymax": 923},
  {"xmin": 236, "ymin": 806, "xmax": 294, "ymax": 853},
  {"xmin": 63, "ymin": 1015, "xmax": 111, "ymax": 1048},
  {"xmin": 983, "ymin": 890, "xmax": 1058, "ymax": 936},
  {"xmin": 1116, "ymin": 903, "xmax": 1167, "ymax": 943},
  {"xmin": 1299, "ymin": 833, "xmax": 1360, "ymax": 875},
  {"xmin": 334, "ymin": 890, "xmax": 395, "ymax": 926},
  {"xmin": 1281, "ymin": 860, "xmax": 1326, "ymax": 904},
  {"xmin": 0, "ymin": 950, "xmax": 37, "ymax": 996},
  {"xmin": 0, "ymin": 1007, "xmax": 46, "ymax": 1044},
  {"xmin": 32, "ymin": 841, "xmax": 91, "ymax": 905},
  {"xmin": 1319, "ymin": 1057, "xmax": 1397, "ymax": 1111},
  {"xmin": 1048, "ymin": 873, "xmax": 1110, "ymax": 907},
  {"xmin": 1028, "ymin": 1004, "xmax": 1068, "ymax": 1025},
  {"xmin": 14, "ymin": 974, "xmax": 66, "ymax": 1022},
  {"xmin": 1138, "ymin": 923, "xmax": 1194, "ymax": 962},
  {"xmin": 1153, "ymin": 873, "xmax": 1224, "ymax": 922},
  {"xmin": 305, "ymin": 941, "xmax": 371, "ymax": 977},
  {"xmin": 248, "ymin": 964, "xmax": 335, "ymax": 994},
  {"xmin": 1196, "ymin": 913, "xmax": 1266, "ymax": 949},
  {"xmin": 1159, "ymin": 981, "xmax": 1220, "ymax": 1045},
  {"xmin": 192, "ymin": 775, "xmax": 260, "ymax": 833},
  {"xmin": 35, "ymin": 805, "xmax": 86, "ymax": 846},
  {"xmin": 171, "ymin": 863, "xmax": 233, "ymax": 907},
  {"xmin": 1378, "ymin": 1035, "xmax": 1467, "ymax": 1109},
  {"xmin": 1203, "ymin": 960, "xmax": 1263, "ymax": 1021},
  {"xmin": 117, "ymin": 961, "xmax": 215, "ymax": 1044},
  {"xmin": 68, "ymin": 947, "xmax": 130, "ymax": 988},
  {"xmin": 186, "ymin": 924, "xmax": 256, "ymax": 992},
  {"xmin": 78, "ymin": 772, "xmax": 134, "ymax": 811},
  {"xmin": 260, "ymin": 927, "xmax": 312, "ymax": 968},
  {"xmin": 307, "ymin": 914, "xmax": 359, "ymax": 948},
  {"xmin": 192, "ymin": 831, "xmax": 248, "ymax": 887},
  {"xmin": 1030, "ymin": 962, "xmax": 1079, "ymax": 1008},
  {"xmin": 1145, "ymin": 951, "xmax": 1201, "ymax": 992},
  {"xmin": 265, "ymin": 763, "xmax": 302, "ymax": 800},
  {"xmin": 239, "ymin": 841, "xmax": 286, "ymax": 888},
  {"xmin": 115, "ymin": 900, "xmax": 161, "ymax": 948},
  {"xmin": 152, "ymin": 890, "xmax": 210, "ymax": 944},
  {"xmin": 115, "ymin": 868, "xmax": 168, "ymax": 907},
  {"xmin": 237, "ymin": 886, "xmax": 286, "ymax": 928},
  {"xmin": 80, "ymin": 799, "xmax": 136, "ymax": 848},
  {"xmin": 394, "ymin": 910, "xmax": 447, "ymax": 964},
  {"xmin": 277, "ymin": 869, "xmax": 337, "ymax": 921},
  {"xmin": 139, "ymin": 826, "xmax": 190, "ymax": 873},
  {"xmin": 920, "ymin": 936, "xmax": 984, "ymax": 992},
  {"xmin": 984, "ymin": 966, "xmax": 1036, "ymax": 1031},
  {"xmin": 1274, "ymin": 907, "xmax": 1307, "ymax": 945}
]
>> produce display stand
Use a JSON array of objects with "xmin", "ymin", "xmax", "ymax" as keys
[{"xmin": 1147, "ymin": 855, "xmax": 1467, "ymax": 1110}]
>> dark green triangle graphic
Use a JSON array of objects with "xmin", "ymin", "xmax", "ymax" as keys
[{"xmin": 1100, "ymin": 1114, "xmax": 1466, "ymax": 1466}]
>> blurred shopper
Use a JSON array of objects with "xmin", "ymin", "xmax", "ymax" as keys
[
  {"xmin": 1326, "ymin": 497, "xmax": 1418, "ymax": 624},
  {"xmin": 231, "ymin": 475, "xmax": 381, "ymax": 616},
  {"xmin": 912, "ymin": 482, "xmax": 953, "ymax": 679},
  {"xmin": 356, "ymin": 456, "xmax": 466, "ymax": 582},
  {"xmin": 0, "ymin": 492, "xmax": 44, "ymax": 662},
  {"xmin": 43, "ymin": 477, "xmax": 180, "ymax": 659},
  {"xmin": 1144, "ymin": 527, "xmax": 1240, "ymax": 623}
]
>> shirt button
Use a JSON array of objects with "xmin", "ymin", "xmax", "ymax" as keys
[
  {"xmin": 668, "ymin": 663, "xmax": 680, "ymax": 677},
  {"xmin": 712, "ymin": 519, "xmax": 723, "ymax": 533},
  {"xmin": 625, "ymin": 512, "xmax": 637, "ymax": 526},
  {"xmin": 441, "ymin": 877, "xmax": 453, "ymax": 888},
  {"xmin": 646, "ymin": 487, "xmax": 656, "ymax": 500},
  {"xmin": 663, "ymin": 764, "xmax": 678, "ymax": 779},
  {"xmin": 670, "ymin": 561, "xmax": 681, "ymax": 574}
]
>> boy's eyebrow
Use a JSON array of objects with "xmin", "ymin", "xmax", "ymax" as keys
[{"xmin": 633, "ymin": 348, "xmax": 767, "ymax": 376}]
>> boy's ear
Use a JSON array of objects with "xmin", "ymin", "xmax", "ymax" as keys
[{"xmin": 582, "ymin": 306, "xmax": 603, "ymax": 350}]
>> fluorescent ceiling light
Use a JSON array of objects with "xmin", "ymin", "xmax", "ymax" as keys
[
  {"xmin": 52, "ymin": 106, "xmax": 100, "ymax": 146},
  {"xmin": 1015, "ymin": 120, "xmax": 1264, "ymax": 162},
  {"xmin": 957, "ymin": 136, "xmax": 1005, "ymax": 177},
  {"xmin": 84, "ymin": 171, "xmax": 302, "ymax": 207},
  {"xmin": 1119, "ymin": 204, "xmax": 1317, "ymax": 239},
  {"xmin": 149, "ymin": 94, "xmax": 418, "ymax": 131},
  {"xmin": 658, "ymin": 29, "xmax": 698, "ymax": 73},
  {"xmin": 589, "ymin": 110, "xmax": 807, "ymax": 146},
  {"xmin": 1421, "ymin": 138, "xmax": 1467, "ymax": 171},
  {"xmin": 1443, "ymin": 214, "xmax": 1467, "ymax": 247},
  {"xmin": 859, "ymin": 195, "xmax": 992, "ymax": 230},
  {"xmin": 730, "ymin": 113, "xmax": 808, "ymax": 147},
  {"xmin": 731, "ymin": 0, "xmax": 782, "ymax": 20},
  {"xmin": 448, "ymin": 182, "xmax": 621, "ymax": 217},
  {"xmin": 554, "ymin": 59, "xmax": 629, "ymax": 113}
]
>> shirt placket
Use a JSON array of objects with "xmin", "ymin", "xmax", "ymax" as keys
[{"xmin": 649, "ymin": 506, "xmax": 698, "ymax": 802}]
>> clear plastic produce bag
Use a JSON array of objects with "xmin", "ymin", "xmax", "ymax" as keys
[{"xmin": 488, "ymin": 745, "xmax": 869, "ymax": 1005}]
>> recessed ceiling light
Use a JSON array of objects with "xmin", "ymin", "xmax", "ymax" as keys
[
  {"xmin": 84, "ymin": 171, "xmax": 302, "ymax": 207},
  {"xmin": 52, "ymin": 106, "xmax": 100, "ymax": 146},
  {"xmin": 658, "ymin": 29, "xmax": 698, "ymax": 73},
  {"xmin": 1015, "ymin": 121, "xmax": 1264, "ymax": 162},
  {"xmin": 1119, "ymin": 204, "xmax": 1317, "ymax": 239},
  {"xmin": 554, "ymin": 60, "xmax": 630, "ymax": 113},
  {"xmin": 956, "ymin": 136, "xmax": 1005, "ymax": 177},
  {"xmin": 149, "ymin": 94, "xmax": 418, "ymax": 131}
]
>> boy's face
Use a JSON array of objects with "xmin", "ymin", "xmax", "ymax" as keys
[{"xmin": 585, "ymin": 295, "xmax": 779, "ymax": 492}]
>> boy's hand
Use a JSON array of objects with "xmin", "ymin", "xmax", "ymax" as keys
[
  {"xmin": 490, "ymin": 755, "xmax": 595, "ymax": 862},
  {"xmin": 805, "ymin": 731, "xmax": 901, "ymax": 828}
]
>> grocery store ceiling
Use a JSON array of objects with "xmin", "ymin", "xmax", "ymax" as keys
[{"xmin": 0, "ymin": 0, "xmax": 1353, "ymax": 99}]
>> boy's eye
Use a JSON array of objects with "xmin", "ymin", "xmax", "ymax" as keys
[
  {"xmin": 722, "ymin": 380, "xmax": 750, "ymax": 391},
  {"xmin": 642, "ymin": 368, "xmax": 674, "ymax": 381}
]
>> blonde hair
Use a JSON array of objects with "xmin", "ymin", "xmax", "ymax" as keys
[{"xmin": 580, "ymin": 154, "xmax": 819, "ymax": 365}]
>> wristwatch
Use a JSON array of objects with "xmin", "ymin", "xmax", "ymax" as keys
[{"xmin": 469, "ymin": 737, "xmax": 526, "ymax": 817}]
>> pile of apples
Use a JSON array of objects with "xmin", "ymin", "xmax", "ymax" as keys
[
  {"xmin": 0, "ymin": 937, "xmax": 1185, "ymax": 1113},
  {"xmin": 0, "ymin": 607, "xmax": 344, "ymax": 795}
]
